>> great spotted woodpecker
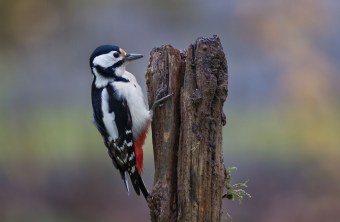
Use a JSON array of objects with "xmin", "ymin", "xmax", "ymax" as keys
[{"xmin": 89, "ymin": 45, "xmax": 171, "ymax": 199}]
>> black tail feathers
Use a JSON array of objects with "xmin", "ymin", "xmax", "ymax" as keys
[
  {"xmin": 127, "ymin": 168, "xmax": 149, "ymax": 199},
  {"xmin": 138, "ymin": 174, "xmax": 149, "ymax": 199}
]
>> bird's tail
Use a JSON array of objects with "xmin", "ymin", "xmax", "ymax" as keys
[
  {"xmin": 114, "ymin": 159, "xmax": 149, "ymax": 199},
  {"xmin": 119, "ymin": 171, "xmax": 130, "ymax": 195},
  {"xmin": 106, "ymin": 139, "xmax": 149, "ymax": 199},
  {"xmin": 127, "ymin": 166, "xmax": 149, "ymax": 199},
  {"xmin": 138, "ymin": 174, "xmax": 149, "ymax": 199}
]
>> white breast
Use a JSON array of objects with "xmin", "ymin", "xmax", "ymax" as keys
[{"xmin": 110, "ymin": 71, "xmax": 151, "ymax": 139}]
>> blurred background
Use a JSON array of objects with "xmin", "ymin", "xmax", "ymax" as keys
[{"xmin": 1, "ymin": 0, "xmax": 339, "ymax": 221}]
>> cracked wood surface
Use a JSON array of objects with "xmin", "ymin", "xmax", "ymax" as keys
[{"xmin": 146, "ymin": 36, "xmax": 228, "ymax": 222}]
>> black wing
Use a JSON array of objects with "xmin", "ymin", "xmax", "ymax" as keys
[
  {"xmin": 105, "ymin": 84, "xmax": 148, "ymax": 198},
  {"xmin": 91, "ymin": 81, "xmax": 148, "ymax": 198}
]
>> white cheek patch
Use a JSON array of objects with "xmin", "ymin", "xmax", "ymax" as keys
[
  {"xmin": 93, "ymin": 53, "xmax": 115, "ymax": 67},
  {"xmin": 93, "ymin": 51, "xmax": 126, "ymax": 78},
  {"xmin": 93, "ymin": 51, "xmax": 123, "ymax": 68}
]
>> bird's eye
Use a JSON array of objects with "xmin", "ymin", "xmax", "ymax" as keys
[{"xmin": 113, "ymin": 52, "xmax": 120, "ymax": 58}]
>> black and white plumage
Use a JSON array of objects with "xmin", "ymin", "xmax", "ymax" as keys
[{"xmin": 89, "ymin": 45, "xmax": 151, "ymax": 198}]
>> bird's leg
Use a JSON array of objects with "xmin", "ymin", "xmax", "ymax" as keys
[
  {"xmin": 150, "ymin": 84, "xmax": 173, "ymax": 113},
  {"xmin": 150, "ymin": 94, "xmax": 173, "ymax": 112}
]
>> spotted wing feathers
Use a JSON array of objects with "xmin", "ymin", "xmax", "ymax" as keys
[{"xmin": 103, "ymin": 85, "xmax": 148, "ymax": 198}]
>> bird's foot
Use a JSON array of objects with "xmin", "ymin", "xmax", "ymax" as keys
[{"xmin": 150, "ymin": 84, "xmax": 173, "ymax": 113}]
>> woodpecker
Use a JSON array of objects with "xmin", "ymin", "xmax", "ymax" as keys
[{"xmin": 89, "ymin": 44, "xmax": 171, "ymax": 199}]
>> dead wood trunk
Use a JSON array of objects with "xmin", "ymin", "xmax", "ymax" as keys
[{"xmin": 146, "ymin": 36, "xmax": 228, "ymax": 222}]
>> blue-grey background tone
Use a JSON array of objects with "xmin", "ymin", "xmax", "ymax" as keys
[{"xmin": 1, "ymin": 0, "xmax": 339, "ymax": 221}]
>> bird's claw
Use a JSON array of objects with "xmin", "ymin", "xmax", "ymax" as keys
[
  {"xmin": 150, "ymin": 84, "xmax": 173, "ymax": 112},
  {"xmin": 155, "ymin": 83, "xmax": 167, "ymax": 101}
]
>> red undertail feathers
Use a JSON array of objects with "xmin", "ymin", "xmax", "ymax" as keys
[{"xmin": 134, "ymin": 125, "xmax": 150, "ymax": 174}]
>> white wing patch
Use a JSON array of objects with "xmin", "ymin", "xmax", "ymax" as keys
[
  {"xmin": 101, "ymin": 88, "xmax": 118, "ymax": 141},
  {"xmin": 93, "ymin": 51, "xmax": 116, "ymax": 68}
]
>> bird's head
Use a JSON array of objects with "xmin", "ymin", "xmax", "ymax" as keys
[{"xmin": 89, "ymin": 44, "xmax": 143, "ymax": 79}]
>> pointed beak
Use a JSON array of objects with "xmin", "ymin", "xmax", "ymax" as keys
[{"xmin": 124, "ymin": 53, "xmax": 143, "ymax": 62}]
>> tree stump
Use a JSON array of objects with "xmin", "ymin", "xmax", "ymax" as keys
[{"xmin": 146, "ymin": 36, "xmax": 228, "ymax": 222}]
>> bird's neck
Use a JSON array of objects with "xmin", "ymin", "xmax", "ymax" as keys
[{"xmin": 92, "ymin": 66, "xmax": 130, "ymax": 88}]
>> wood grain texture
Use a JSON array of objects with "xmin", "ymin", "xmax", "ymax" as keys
[{"xmin": 146, "ymin": 36, "xmax": 228, "ymax": 222}]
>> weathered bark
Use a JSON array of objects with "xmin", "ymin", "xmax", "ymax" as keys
[
  {"xmin": 146, "ymin": 36, "xmax": 228, "ymax": 222},
  {"xmin": 146, "ymin": 45, "xmax": 184, "ymax": 222}
]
